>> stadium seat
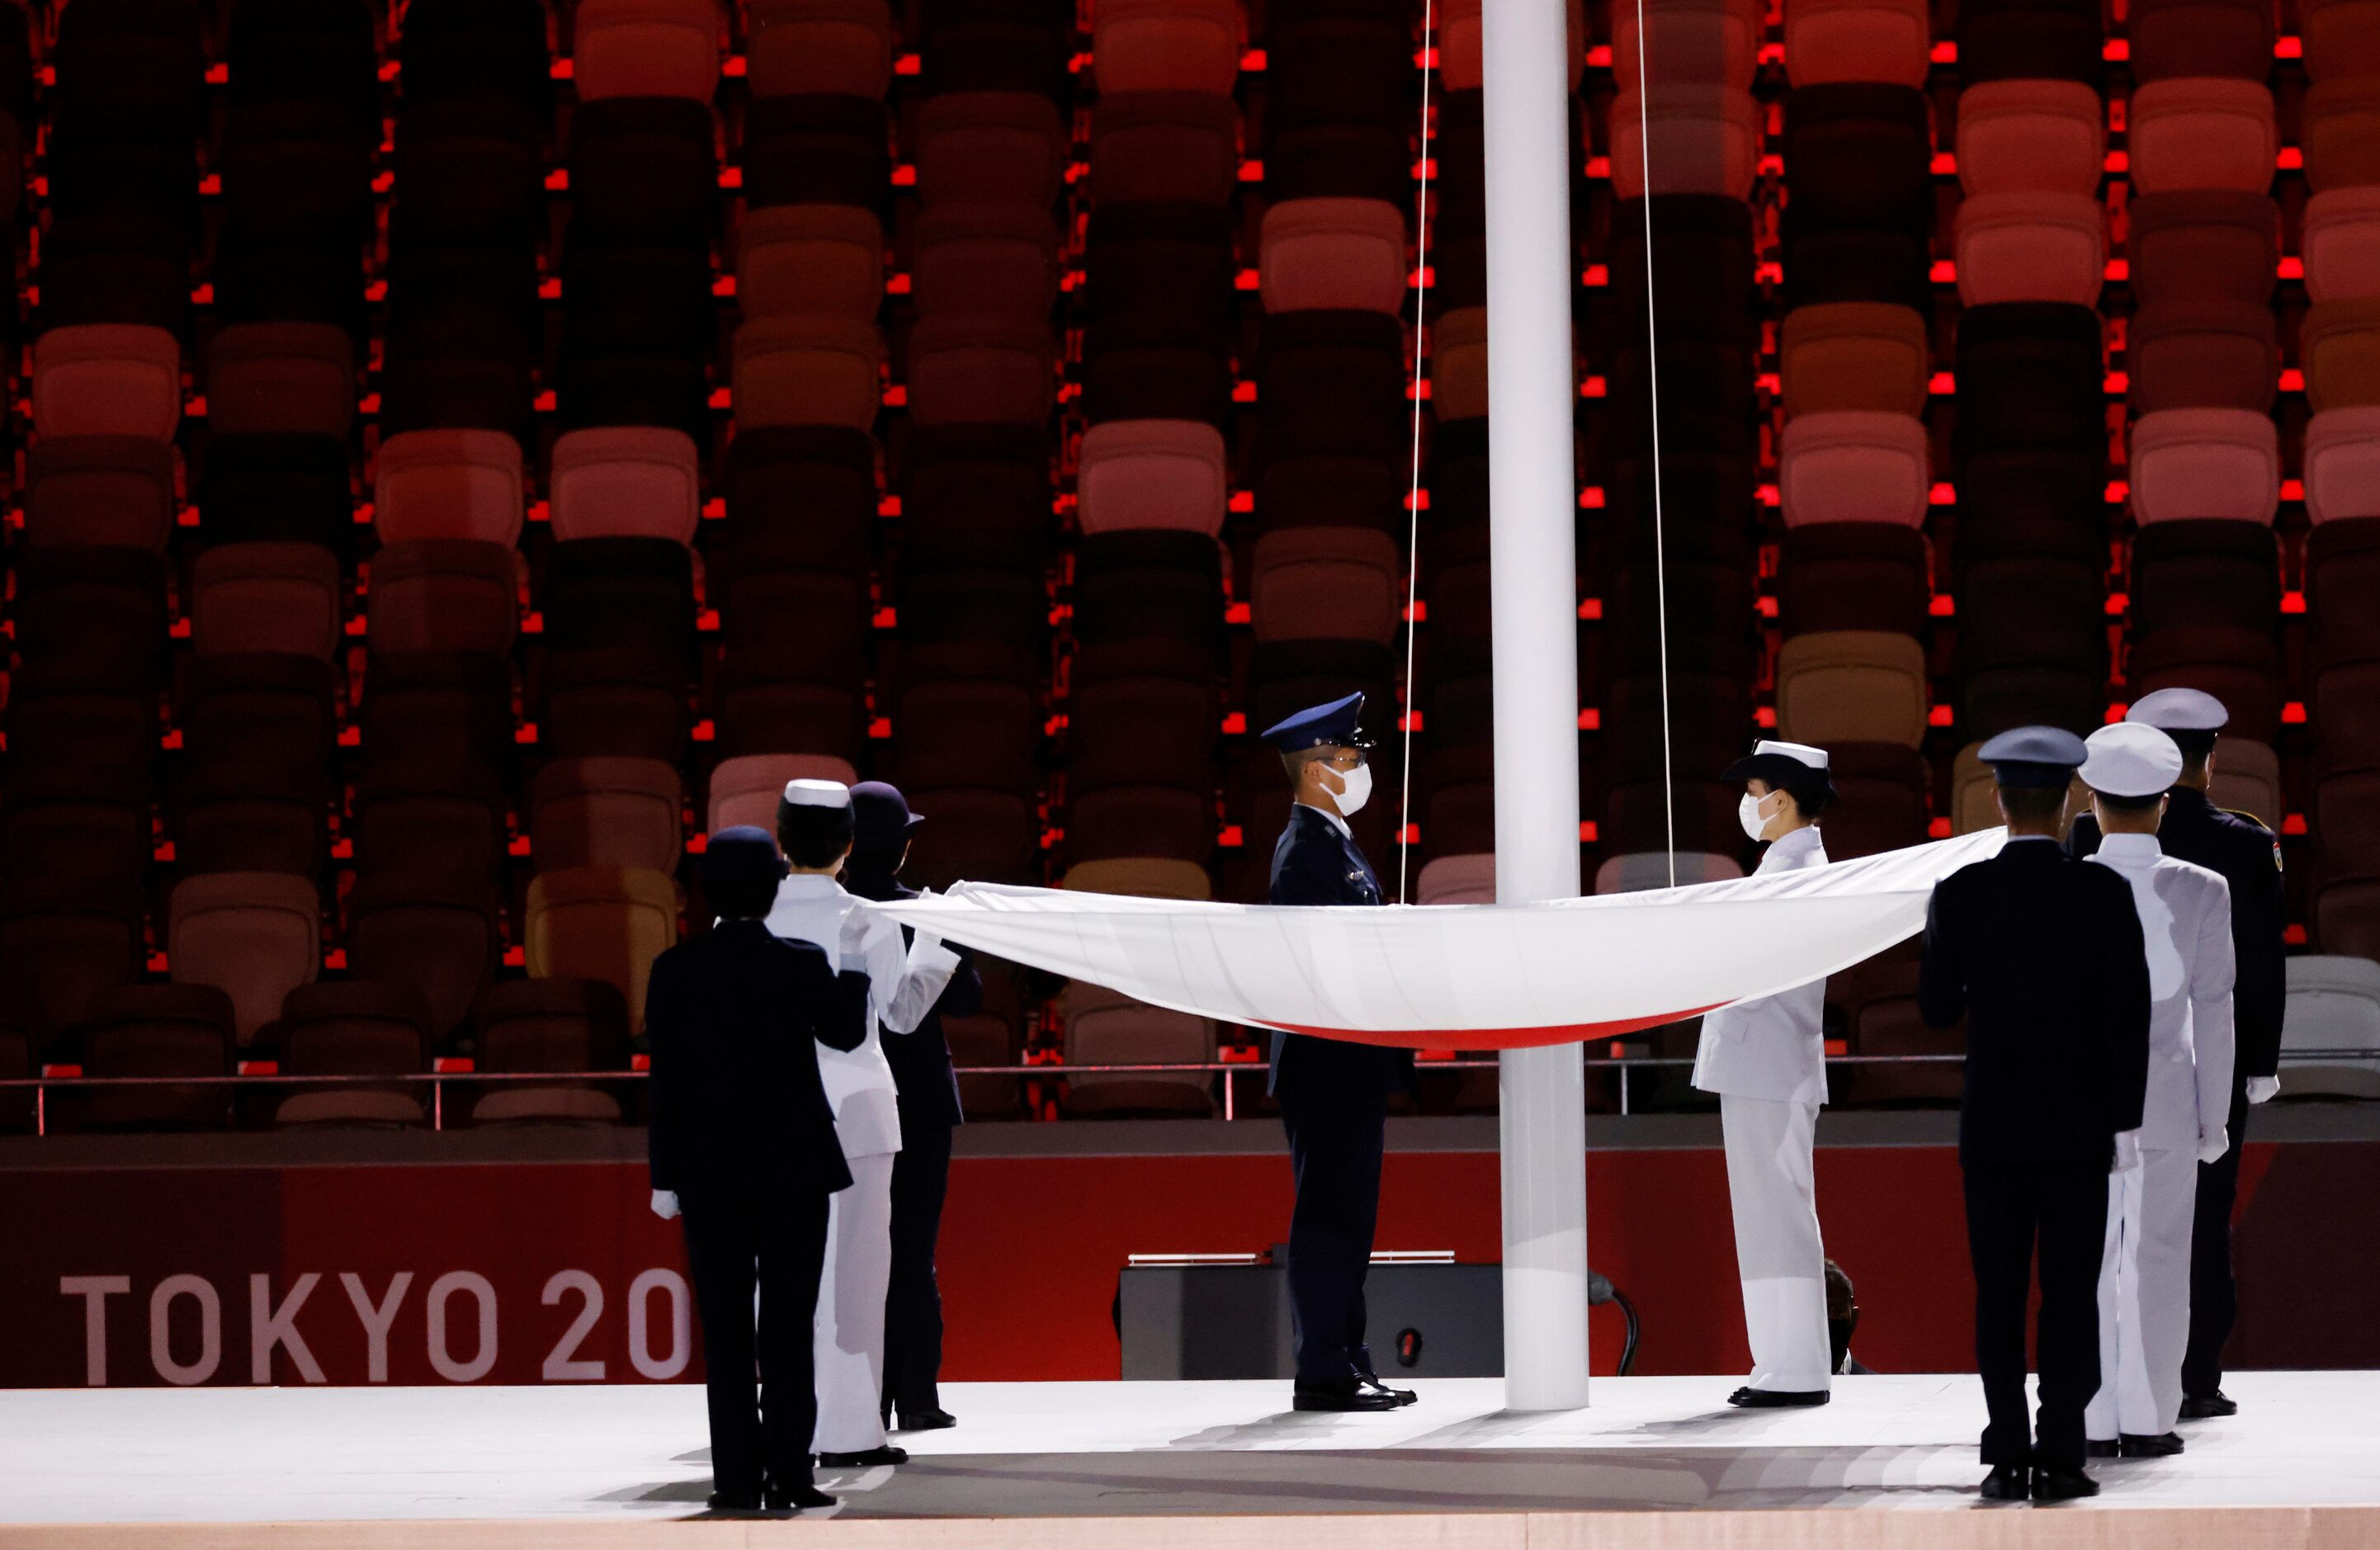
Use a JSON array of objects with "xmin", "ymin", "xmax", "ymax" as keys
[
  {"xmin": 2128, "ymin": 301, "xmax": 2278, "ymax": 414},
  {"xmin": 748, "ymin": 0, "xmax": 895, "ymax": 100},
  {"xmin": 1948, "ymin": 744, "xmax": 2008, "ymax": 834},
  {"xmin": 714, "ymin": 653, "xmax": 868, "ymax": 763},
  {"xmin": 1956, "ymin": 1, "xmax": 2104, "ymax": 87},
  {"xmin": 739, "ymin": 93, "xmax": 891, "ymax": 212},
  {"xmin": 1778, "ymin": 302, "xmax": 1929, "ymax": 418},
  {"xmin": 1259, "ymin": 197, "xmax": 1409, "ymax": 315},
  {"xmin": 349, "ymin": 758, "xmax": 508, "ymax": 882},
  {"xmin": 2127, "ymin": 79, "xmax": 2277, "ymax": 194},
  {"xmin": 915, "ymin": 91, "xmax": 1068, "ymax": 210},
  {"xmin": 530, "ymin": 758, "xmax": 685, "ymax": 873},
  {"xmin": 0, "ymin": 884, "xmax": 147, "ymax": 1049},
  {"xmin": 1774, "ymin": 631, "xmax": 1930, "ymax": 748},
  {"xmin": 2306, "ymin": 409, "xmax": 2380, "ymax": 524},
  {"xmin": 904, "ymin": 313, "xmax": 1057, "ymax": 427},
  {"xmin": 1953, "ymin": 192, "xmax": 2106, "ymax": 306},
  {"xmin": 12, "ymin": 546, "xmax": 169, "ymax": 681},
  {"xmin": 399, "ymin": 0, "xmax": 556, "ymax": 113},
  {"xmin": 2302, "ymin": 299, "xmax": 2380, "ymax": 411},
  {"xmin": 69, "ymin": 985, "xmax": 237, "ymax": 1133},
  {"xmin": 1783, "ymin": 0, "xmax": 1929, "ymax": 86},
  {"xmin": 1249, "ymin": 527, "xmax": 1404, "ymax": 645},
  {"xmin": 1, "ymin": 768, "xmax": 153, "ymax": 891},
  {"xmin": 359, "ymin": 651, "xmax": 518, "ymax": 778},
  {"xmin": 1440, "ymin": 0, "xmax": 1586, "ymax": 93},
  {"xmin": 1780, "ymin": 226, "xmax": 1933, "ymax": 313},
  {"xmin": 1414, "ymin": 853, "xmax": 1498, "ymax": 905},
  {"xmin": 706, "ymin": 754, "xmax": 861, "ymax": 834},
  {"xmin": 1608, "ymin": 194, "xmax": 1758, "ymax": 350},
  {"xmin": 736, "ymin": 206, "xmax": 885, "ymax": 329},
  {"xmin": 1594, "ymin": 852, "xmax": 1744, "ymax": 893},
  {"xmin": 1778, "ymin": 411, "xmax": 1930, "ymax": 527},
  {"xmin": 1781, "ymin": 85, "xmax": 1933, "ymax": 239},
  {"xmin": 1058, "ymin": 983, "xmax": 1216, "ymax": 1118},
  {"xmin": 344, "ymin": 872, "xmax": 504, "ymax": 1042},
  {"xmin": 203, "ymin": 323, "xmax": 355, "ymax": 437},
  {"xmin": 1092, "ymin": 0, "xmax": 1241, "ymax": 94},
  {"xmin": 2315, "ymin": 774, "xmax": 2380, "ymax": 958},
  {"xmin": 1815, "ymin": 743, "xmax": 1930, "ymax": 859},
  {"xmin": 540, "ymin": 646, "xmax": 692, "ymax": 762},
  {"xmin": 2205, "ymin": 736, "xmax": 2283, "ymax": 828},
  {"xmin": 1953, "ymin": 80, "xmax": 2105, "ymax": 196},
  {"xmin": 1064, "ymin": 858, "xmax": 1213, "ymax": 901},
  {"xmin": 1088, "ymin": 91, "xmax": 1242, "ymax": 207},
  {"xmin": 2304, "ymin": 78, "xmax": 2380, "ymax": 192},
  {"xmin": 909, "ymin": 201, "xmax": 1060, "ymax": 322},
  {"xmin": 572, "ymin": 0, "xmax": 720, "ymax": 103},
  {"xmin": 538, "ymin": 537, "xmax": 696, "ymax": 663},
  {"xmin": 2127, "ymin": 627, "xmax": 2283, "ymax": 742},
  {"xmin": 31, "ymin": 324, "xmax": 182, "ymax": 441},
  {"xmin": 2304, "ymin": 188, "xmax": 2380, "ymax": 305},
  {"xmin": 272, "ymin": 982, "xmax": 436, "ymax": 1127},
  {"xmin": 2127, "ymin": 191, "xmax": 2281, "ymax": 307},
  {"xmin": 524, "ymin": 867, "xmax": 682, "ymax": 1030},
  {"xmin": 2, "ymin": 661, "xmax": 158, "ymax": 776},
  {"xmin": 1611, "ymin": 0, "xmax": 1759, "ymax": 89},
  {"xmin": 391, "ymin": 98, "xmax": 548, "ymax": 246},
  {"xmin": 196, "ymin": 433, "xmax": 358, "ymax": 556},
  {"xmin": 1779, "ymin": 523, "xmax": 1931, "ymax": 637},
  {"xmin": 1431, "ymin": 307, "xmax": 1488, "ymax": 422},
  {"xmin": 1952, "ymin": 303, "xmax": 2106, "ymax": 459},
  {"xmin": 1844, "ymin": 959, "xmax": 1964, "ymax": 1103},
  {"xmin": 171, "ymin": 762, "xmax": 329, "ymax": 880},
  {"xmin": 897, "ymin": 786, "xmax": 1041, "ymax": 890},
  {"xmin": 2127, "ymin": 409, "xmax": 2279, "ymax": 524},
  {"xmin": 1610, "ymin": 85, "xmax": 1761, "ymax": 201},
  {"xmin": 548, "ymin": 428, "xmax": 702, "ymax": 546},
  {"xmin": 1076, "ymin": 420, "xmax": 1229, "ymax": 535},
  {"xmin": 168, "ymin": 872, "xmax": 322, "ymax": 1043},
  {"xmin": 564, "ymin": 97, "xmax": 720, "ymax": 245},
  {"xmin": 2277, "ymin": 956, "xmax": 2380, "ymax": 1099},
  {"xmin": 188, "ymin": 542, "xmax": 344, "ymax": 660},
  {"xmin": 2129, "ymin": 0, "xmax": 2274, "ymax": 81},
  {"xmin": 471, "ymin": 977, "xmax": 635, "ymax": 1124},
  {"xmin": 22, "ymin": 436, "xmax": 178, "ymax": 552},
  {"xmin": 1258, "ymin": 310, "xmax": 1411, "ymax": 463},
  {"xmin": 367, "ymin": 541, "xmax": 522, "ymax": 655},
  {"xmin": 2307, "ymin": 0, "xmax": 2380, "ymax": 80}
]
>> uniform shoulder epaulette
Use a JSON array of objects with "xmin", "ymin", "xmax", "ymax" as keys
[{"xmin": 2218, "ymin": 807, "xmax": 2274, "ymax": 834}]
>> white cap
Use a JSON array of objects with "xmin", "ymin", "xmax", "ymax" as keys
[
  {"xmin": 2079, "ymin": 722, "xmax": 2184, "ymax": 799},
  {"xmin": 1753, "ymin": 739, "xmax": 1829, "ymax": 770},
  {"xmin": 782, "ymin": 777, "xmax": 852, "ymax": 809}
]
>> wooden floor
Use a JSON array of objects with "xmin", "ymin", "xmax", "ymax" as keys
[{"xmin": 1, "ymin": 1373, "xmax": 2373, "ymax": 1547}]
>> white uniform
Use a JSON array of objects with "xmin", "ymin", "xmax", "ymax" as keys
[
  {"xmin": 2085, "ymin": 833, "xmax": 2236, "ymax": 1440},
  {"xmin": 1691, "ymin": 823, "xmax": 1834, "ymax": 1394},
  {"xmin": 766, "ymin": 873, "xmax": 961, "ymax": 1453}
]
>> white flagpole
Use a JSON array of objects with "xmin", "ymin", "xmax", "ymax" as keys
[{"xmin": 1481, "ymin": 0, "xmax": 1591, "ymax": 1410}]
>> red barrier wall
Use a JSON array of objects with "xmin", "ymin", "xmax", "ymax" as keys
[{"xmin": 2, "ymin": 1137, "xmax": 2369, "ymax": 1387}]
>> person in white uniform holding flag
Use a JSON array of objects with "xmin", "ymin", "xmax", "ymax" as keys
[
  {"xmin": 2075, "ymin": 723, "xmax": 2236, "ymax": 1459},
  {"xmin": 1695, "ymin": 739, "xmax": 1839, "ymax": 1408},
  {"xmin": 764, "ymin": 779, "xmax": 962, "ymax": 1469}
]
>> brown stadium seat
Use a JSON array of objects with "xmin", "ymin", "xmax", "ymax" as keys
[
  {"xmin": 2207, "ymin": 737, "xmax": 2283, "ymax": 829},
  {"xmin": 1076, "ymin": 420, "xmax": 1230, "ymax": 536},
  {"xmin": 548, "ymin": 428, "xmax": 702, "ymax": 546},
  {"xmin": 372, "ymin": 429, "xmax": 527, "ymax": 546},
  {"xmin": 2304, "ymin": 78, "xmax": 2380, "ymax": 192},
  {"xmin": 1059, "ymin": 982, "xmax": 1218, "ymax": 1119},
  {"xmin": 1259, "ymin": 197, "xmax": 1409, "ymax": 316},
  {"xmin": 2302, "ymin": 298, "xmax": 2380, "ymax": 412},
  {"xmin": 203, "ymin": 322, "xmax": 355, "ymax": 437},
  {"xmin": 2127, "ymin": 191, "xmax": 2279, "ymax": 308},
  {"xmin": 530, "ymin": 757, "xmax": 685, "ymax": 873},
  {"xmin": 747, "ymin": 0, "xmax": 895, "ymax": 99},
  {"xmin": 2306, "ymin": 409, "xmax": 2380, "ymax": 525},
  {"xmin": 23, "ymin": 436, "xmax": 179, "ymax": 552},
  {"xmin": 570, "ymin": 0, "xmax": 720, "ymax": 103},
  {"xmin": 344, "ymin": 871, "xmax": 503, "ymax": 1043},
  {"xmin": 1775, "ymin": 631, "xmax": 1930, "ymax": 749},
  {"xmin": 1779, "ymin": 302, "xmax": 1929, "ymax": 417},
  {"xmin": 188, "ymin": 542, "xmax": 345, "ymax": 660},
  {"xmin": 1610, "ymin": 85, "xmax": 1761, "ymax": 201},
  {"xmin": 2304, "ymin": 188, "xmax": 2380, "ymax": 305},
  {"xmin": 2127, "ymin": 409, "xmax": 2279, "ymax": 525},
  {"xmin": 909, "ymin": 201, "xmax": 1060, "ymax": 322},
  {"xmin": 0, "ymin": 885, "xmax": 147, "ymax": 1049},
  {"xmin": 2127, "ymin": 78, "xmax": 2276, "ymax": 195},
  {"xmin": 68, "ymin": 985, "xmax": 237, "ymax": 1133},
  {"xmin": 31, "ymin": 324, "xmax": 182, "ymax": 441},
  {"xmin": 904, "ymin": 312, "xmax": 1056, "ymax": 428},
  {"xmin": 1093, "ymin": 0, "xmax": 1241, "ymax": 93},
  {"xmin": 706, "ymin": 754, "xmax": 860, "ymax": 834},
  {"xmin": 272, "ymin": 981, "xmax": 436, "ymax": 1127},
  {"xmin": 731, "ymin": 314, "xmax": 885, "ymax": 432},
  {"xmin": 1431, "ymin": 306, "xmax": 1489, "ymax": 423},
  {"xmin": 367, "ymin": 540, "xmax": 521, "ymax": 654},
  {"xmin": 470, "ymin": 977, "xmax": 634, "ymax": 1125},
  {"xmin": 168, "ymin": 872, "xmax": 322, "ymax": 1045},
  {"xmin": 2127, "ymin": 301, "xmax": 2278, "ymax": 415},
  {"xmin": 1, "ymin": 768, "xmax": 153, "ymax": 891},
  {"xmin": 524, "ymin": 866, "xmax": 681, "ymax": 1030},
  {"xmin": 1953, "ymin": 80, "xmax": 2104, "ymax": 195},
  {"xmin": 737, "ymin": 203, "xmax": 885, "ymax": 324},
  {"xmin": 172, "ymin": 762, "xmax": 331, "ymax": 879},
  {"xmin": 1249, "ymin": 527, "xmax": 1404, "ymax": 645}
]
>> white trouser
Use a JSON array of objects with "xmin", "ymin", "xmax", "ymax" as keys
[
  {"xmin": 814, "ymin": 1150, "xmax": 896, "ymax": 1453},
  {"xmin": 1719, "ymin": 1093, "xmax": 1833, "ymax": 1392},
  {"xmin": 2086, "ymin": 1145, "xmax": 2198, "ymax": 1440}
]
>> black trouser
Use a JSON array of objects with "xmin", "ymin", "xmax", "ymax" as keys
[
  {"xmin": 2182, "ymin": 1080, "xmax": 2251, "ymax": 1398},
  {"xmin": 882, "ymin": 1118, "xmax": 953, "ymax": 1415},
  {"xmin": 681, "ymin": 1187, "xmax": 831, "ymax": 1496},
  {"xmin": 1962, "ymin": 1155, "xmax": 2108, "ymax": 1468},
  {"xmin": 1279, "ymin": 1082, "xmax": 1388, "ymax": 1386}
]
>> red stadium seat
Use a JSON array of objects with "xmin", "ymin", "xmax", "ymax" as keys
[
  {"xmin": 471, "ymin": 978, "xmax": 635, "ymax": 1125},
  {"xmin": 733, "ymin": 314, "xmax": 885, "ymax": 432},
  {"xmin": 1612, "ymin": 0, "xmax": 1759, "ymax": 88},
  {"xmin": 1815, "ymin": 743, "xmax": 1930, "ymax": 860},
  {"xmin": 1783, "ymin": 0, "xmax": 1929, "ymax": 88},
  {"xmin": 2304, "ymin": 299, "xmax": 2380, "ymax": 412},
  {"xmin": 1, "ymin": 768, "xmax": 153, "ymax": 892},
  {"xmin": 188, "ymin": 542, "xmax": 344, "ymax": 660},
  {"xmin": 345, "ymin": 872, "xmax": 505, "ymax": 1042},
  {"xmin": 1258, "ymin": 197, "xmax": 1409, "ymax": 315},
  {"xmin": 172, "ymin": 762, "xmax": 330, "ymax": 880},
  {"xmin": 748, "ymin": 0, "xmax": 895, "ymax": 101},
  {"xmin": 273, "ymin": 982, "xmax": 435, "ymax": 1127},
  {"xmin": 531, "ymin": 757, "xmax": 686, "ymax": 873},
  {"xmin": 1953, "ymin": 79, "xmax": 2104, "ymax": 196},
  {"xmin": 2129, "ymin": 0, "xmax": 2274, "ymax": 81},
  {"xmin": 203, "ymin": 322, "xmax": 355, "ymax": 437},
  {"xmin": 548, "ymin": 427, "xmax": 702, "ymax": 546},
  {"xmin": 571, "ymin": 0, "xmax": 721, "ymax": 105},
  {"xmin": 1954, "ymin": 192, "xmax": 2106, "ymax": 306},
  {"xmin": 31, "ymin": 324, "xmax": 182, "ymax": 441},
  {"xmin": 68, "ymin": 985, "xmax": 238, "ymax": 1133},
  {"xmin": 2127, "ymin": 191, "xmax": 2280, "ymax": 308},
  {"xmin": 2306, "ymin": 409, "xmax": 2380, "ymax": 525},
  {"xmin": 1077, "ymin": 420, "xmax": 1229, "ymax": 536},
  {"xmin": 915, "ymin": 92, "xmax": 1067, "ymax": 210},
  {"xmin": 737, "ymin": 203, "xmax": 885, "ymax": 323},
  {"xmin": 1092, "ymin": 0, "xmax": 1242, "ymax": 95},
  {"xmin": 1610, "ymin": 85, "xmax": 1761, "ymax": 201},
  {"xmin": 350, "ymin": 760, "xmax": 509, "ymax": 882},
  {"xmin": 706, "ymin": 754, "xmax": 861, "ymax": 834},
  {"xmin": 2304, "ymin": 188, "xmax": 2380, "ymax": 305},
  {"xmin": 168, "ymin": 872, "xmax": 322, "ymax": 1045},
  {"xmin": 2304, "ymin": 78, "xmax": 2380, "ymax": 193},
  {"xmin": 1779, "ymin": 523, "xmax": 1932, "ymax": 638},
  {"xmin": 367, "ymin": 540, "xmax": 522, "ymax": 655},
  {"xmin": 2128, "ymin": 409, "xmax": 2279, "ymax": 525},
  {"xmin": 2127, "ymin": 79, "xmax": 2277, "ymax": 194},
  {"xmin": 1249, "ymin": 527, "xmax": 1404, "ymax": 645},
  {"xmin": 909, "ymin": 201, "xmax": 1062, "ymax": 320},
  {"xmin": 22, "ymin": 436, "xmax": 178, "ymax": 553},
  {"xmin": 1778, "ymin": 411, "xmax": 1929, "ymax": 527},
  {"xmin": 903, "ymin": 313, "xmax": 1056, "ymax": 428}
]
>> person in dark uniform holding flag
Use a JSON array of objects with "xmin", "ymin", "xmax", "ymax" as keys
[
  {"xmin": 2063, "ymin": 687, "xmax": 2286, "ymax": 1421},
  {"xmin": 841, "ymin": 780, "xmax": 983, "ymax": 1435},
  {"xmin": 1262, "ymin": 692, "xmax": 1418, "ymax": 1412},
  {"xmin": 1919, "ymin": 727, "xmax": 2153, "ymax": 1504}
]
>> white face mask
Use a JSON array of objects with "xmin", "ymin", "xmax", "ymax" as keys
[
  {"xmin": 1738, "ymin": 791, "xmax": 1772, "ymax": 842},
  {"xmin": 1330, "ymin": 761, "xmax": 1373, "ymax": 816}
]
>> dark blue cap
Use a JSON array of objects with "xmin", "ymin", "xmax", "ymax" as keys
[
  {"xmin": 1260, "ymin": 691, "xmax": 1374, "ymax": 754},
  {"xmin": 850, "ymin": 780, "xmax": 925, "ymax": 852},
  {"xmin": 1978, "ymin": 725, "xmax": 2090, "ymax": 789},
  {"xmin": 700, "ymin": 825, "xmax": 788, "ymax": 894}
]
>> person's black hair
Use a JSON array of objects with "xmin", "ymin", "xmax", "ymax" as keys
[
  {"xmin": 2179, "ymin": 747, "xmax": 2212, "ymax": 782},
  {"xmin": 1781, "ymin": 777, "xmax": 1838, "ymax": 820},
  {"xmin": 2094, "ymin": 789, "xmax": 2166, "ymax": 814},
  {"xmin": 1995, "ymin": 784, "xmax": 2068, "ymax": 824},
  {"xmin": 777, "ymin": 799, "xmax": 857, "ymax": 869}
]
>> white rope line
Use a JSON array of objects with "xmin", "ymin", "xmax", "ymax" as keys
[
  {"xmin": 1629, "ymin": 0, "xmax": 1679, "ymax": 889},
  {"xmin": 1396, "ymin": 0, "xmax": 1438, "ymax": 905}
]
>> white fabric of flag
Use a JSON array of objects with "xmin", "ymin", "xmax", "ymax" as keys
[{"xmin": 870, "ymin": 829, "xmax": 2006, "ymax": 1050}]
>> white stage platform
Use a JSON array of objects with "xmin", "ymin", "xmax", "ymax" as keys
[{"xmin": 2, "ymin": 1373, "xmax": 2374, "ymax": 1547}]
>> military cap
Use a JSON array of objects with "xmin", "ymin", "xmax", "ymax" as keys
[
  {"xmin": 781, "ymin": 777, "xmax": 852, "ymax": 809},
  {"xmin": 1979, "ymin": 725, "xmax": 2090, "ymax": 788},
  {"xmin": 2080, "ymin": 722, "xmax": 2184, "ymax": 799},
  {"xmin": 2124, "ymin": 687, "xmax": 2228, "ymax": 756},
  {"xmin": 1261, "ymin": 691, "xmax": 1374, "ymax": 753}
]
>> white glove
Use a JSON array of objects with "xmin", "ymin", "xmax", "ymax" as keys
[
  {"xmin": 836, "ymin": 905, "xmax": 876, "ymax": 966},
  {"xmin": 650, "ymin": 1189, "xmax": 680, "ymax": 1221},
  {"xmin": 2112, "ymin": 1131, "xmax": 2143, "ymax": 1174},
  {"xmin": 2196, "ymin": 1127, "xmax": 2230, "ymax": 1167},
  {"xmin": 2246, "ymin": 1075, "xmax": 2280, "ymax": 1105}
]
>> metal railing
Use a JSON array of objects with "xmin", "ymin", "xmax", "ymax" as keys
[{"xmin": 8, "ymin": 1051, "xmax": 2368, "ymax": 1133}]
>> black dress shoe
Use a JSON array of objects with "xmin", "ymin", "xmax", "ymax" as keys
[
  {"xmin": 1293, "ymin": 1377, "xmax": 1407, "ymax": 1412},
  {"xmin": 815, "ymin": 1444, "xmax": 909, "ymax": 1467},
  {"xmin": 2180, "ymin": 1390, "xmax": 2238, "ymax": 1420},
  {"xmin": 706, "ymin": 1488, "xmax": 763, "ymax": 1514},
  {"xmin": 1978, "ymin": 1463, "xmax": 2030, "ymax": 1500},
  {"xmin": 1726, "ymin": 1386, "xmax": 1830, "ymax": 1409},
  {"xmin": 895, "ymin": 1406, "xmax": 959, "ymax": 1431},
  {"xmin": 2118, "ymin": 1430, "xmax": 2185, "ymax": 1457},
  {"xmin": 765, "ymin": 1481, "xmax": 836, "ymax": 1511},
  {"xmin": 2031, "ymin": 1463, "xmax": 2101, "ymax": 1502},
  {"xmin": 2086, "ymin": 1439, "xmax": 2120, "ymax": 1458}
]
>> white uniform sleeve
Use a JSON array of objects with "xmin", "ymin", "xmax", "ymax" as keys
[
  {"xmin": 2191, "ymin": 876, "xmax": 2237, "ymax": 1147},
  {"xmin": 868, "ymin": 918, "xmax": 962, "ymax": 1037}
]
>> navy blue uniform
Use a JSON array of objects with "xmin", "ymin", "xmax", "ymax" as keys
[
  {"xmin": 2067, "ymin": 786, "xmax": 2285, "ymax": 1397},
  {"xmin": 1269, "ymin": 804, "xmax": 1413, "ymax": 1385}
]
